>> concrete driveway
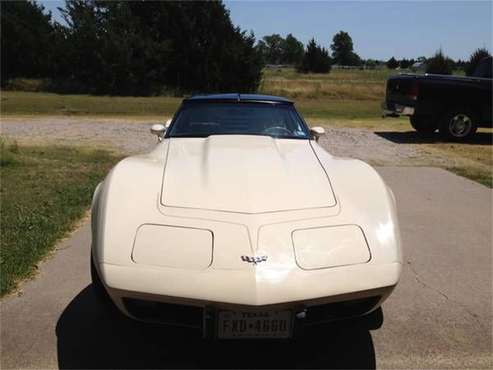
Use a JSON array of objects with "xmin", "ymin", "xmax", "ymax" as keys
[{"xmin": 1, "ymin": 167, "xmax": 492, "ymax": 369}]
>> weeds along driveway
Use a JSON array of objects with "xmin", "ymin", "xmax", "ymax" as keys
[{"xmin": 2, "ymin": 116, "xmax": 490, "ymax": 174}]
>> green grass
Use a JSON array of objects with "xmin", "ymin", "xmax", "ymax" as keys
[
  {"xmin": 1, "ymin": 91, "xmax": 182, "ymax": 117},
  {"xmin": 0, "ymin": 140, "xmax": 119, "ymax": 296},
  {"xmin": 261, "ymin": 68, "xmax": 391, "ymax": 119},
  {"xmin": 259, "ymin": 67, "xmax": 392, "ymax": 101},
  {"xmin": 261, "ymin": 67, "xmax": 395, "ymax": 82},
  {"xmin": 1, "ymin": 68, "xmax": 393, "ymax": 119},
  {"xmin": 297, "ymin": 99, "xmax": 382, "ymax": 119},
  {"xmin": 0, "ymin": 91, "xmax": 382, "ymax": 120},
  {"xmin": 448, "ymin": 167, "xmax": 492, "ymax": 188},
  {"xmin": 0, "ymin": 68, "xmax": 468, "ymax": 119},
  {"xmin": 422, "ymin": 139, "xmax": 493, "ymax": 188}
]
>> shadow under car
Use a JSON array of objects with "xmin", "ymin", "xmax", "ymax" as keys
[
  {"xmin": 374, "ymin": 130, "xmax": 493, "ymax": 145},
  {"xmin": 56, "ymin": 285, "xmax": 379, "ymax": 369}
]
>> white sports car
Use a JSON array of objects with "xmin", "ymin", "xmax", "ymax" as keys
[{"xmin": 91, "ymin": 94, "xmax": 402, "ymax": 339}]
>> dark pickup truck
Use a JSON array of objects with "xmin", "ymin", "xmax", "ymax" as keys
[{"xmin": 383, "ymin": 57, "xmax": 492, "ymax": 140}]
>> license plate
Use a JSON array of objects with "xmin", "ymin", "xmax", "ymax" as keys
[{"xmin": 217, "ymin": 310, "xmax": 292, "ymax": 339}]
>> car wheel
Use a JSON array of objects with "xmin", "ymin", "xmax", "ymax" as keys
[
  {"xmin": 90, "ymin": 252, "xmax": 119, "ymax": 314},
  {"xmin": 409, "ymin": 115, "xmax": 437, "ymax": 134},
  {"xmin": 439, "ymin": 110, "xmax": 477, "ymax": 141}
]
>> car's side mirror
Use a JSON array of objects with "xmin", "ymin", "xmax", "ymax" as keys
[
  {"xmin": 310, "ymin": 126, "xmax": 325, "ymax": 141},
  {"xmin": 150, "ymin": 124, "xmax": 166, "ymax": 141}
]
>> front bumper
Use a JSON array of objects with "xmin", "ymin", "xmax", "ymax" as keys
[
  {"xmin": 98, "ymin": 261, "xmax": 401, "ymax": 336},
  {"xmin": 100, "ymin": 261, "xmax": 401, "ymax": 307},
  {"xmin": 117, "ymin": 289, "xmax": 390, "ymax": 338},
  {"xmin": 382, "ymin": 101, "xmax": 415, "ymax": 117}
]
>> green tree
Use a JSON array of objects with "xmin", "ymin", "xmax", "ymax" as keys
[
  {"xmin": 298, "ymin": 38, "xmax": 331, "ymax": 73},
  {"xmin": 330, "ymin": 31, "xmax": 361, "ymax": 66},
  {"xmin": 426, "ymin": 49, "xmax": 454, "ymax": 75},
  {"xmin": 284, "ymin": 34, "xmax": 304, "ymax": 65},
  {"xmin": 57, "ymin": 0, "xmax": 106, "ymax": 92},
  {"xmin": 365, "ymin": 59, "xmax": 377, "ymax": 69},
  {"xmin": 455, "ymin": 59, "xmax": 466, "ymax": 69},
  {"xmin": 261, "ymin": 34, "xmax": 286, "ymax": 64},
  {"xmin": 386, "ymin": 57, "xmax": 399, "ymax": 69},
  {"xmin": 255, "ymin": 39, "xmax": 269, "ymax": 64},
  {"xmin": 399, "ymin": 58, "xmax": 415, "ymax": 69},
  {"xmin": 57, "ymin": 0, "xmax": 262, "ymax": 95},
  {"xmin": 465, "ymin": 48, "xmax": 491, "ymax": 76},
  {"xmin": 256, "ymin": 33, "xmax": 304, "ymax": 65},
  {"xmin": 0, "ymin": 0, "xmax": 56, "ymax": 85}
]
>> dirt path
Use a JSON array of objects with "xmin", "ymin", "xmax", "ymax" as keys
[{"xmin": 1, "ymin": 116, "xmax": 460, "ymax": 168}]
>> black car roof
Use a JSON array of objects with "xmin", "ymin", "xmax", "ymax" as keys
[{"xmin": 183, "ymin": 93, "xmax": 293, "ymax": 104}]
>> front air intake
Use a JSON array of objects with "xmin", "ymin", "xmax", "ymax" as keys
[
  {"xmin": 304, "ymin": 296, "xmax": 382, "ymax": 323},
  {"xmin": 123, "ymin": 298, "xmax": 203, "ymax": 328}
]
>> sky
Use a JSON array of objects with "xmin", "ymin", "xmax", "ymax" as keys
[{"xmin": 40, "ymin": 0, "xmax": 492, "ymax": 61}]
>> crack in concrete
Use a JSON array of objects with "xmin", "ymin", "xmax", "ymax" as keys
[{"xmin": 406, "ymin": 260, "xmax": 484, "ymax": 329}]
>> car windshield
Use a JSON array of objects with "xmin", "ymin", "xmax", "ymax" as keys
[{"xmin": 167, "ymin": 102, "xmax": 310, "ymax": 139}]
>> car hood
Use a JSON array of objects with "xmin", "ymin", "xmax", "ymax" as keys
[{"xmin": 161, "ymin": 135, "xmax": 336, "ymax": 213}]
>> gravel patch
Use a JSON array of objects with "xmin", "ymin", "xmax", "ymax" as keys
[
  {"xmin": 318, "ymin": 126, "xmax": 426, "ymax": 166},
  {"xmin": 1, "ymin": 117, "xmax": 160, "ymax": 154}
]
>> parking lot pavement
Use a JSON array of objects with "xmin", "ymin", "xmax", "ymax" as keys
[{"xmin": 1, "ymin": 167, "xmax": 492, "ymax": 369}]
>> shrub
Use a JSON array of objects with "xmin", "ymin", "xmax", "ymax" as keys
[
  {"xmin": 386, "ymin": 57, "xmax": 399, "ymax": 69},
  {"xmin": 426, "ymin": 50, "xmax": 454, "ymax": 75},
  {"xmin": 465, "ymin": 48, "xmax": 491, "ymax": 76},
  {"xmin": 297, "ymin": 39, "xmax": 332, "ymax": 74}
]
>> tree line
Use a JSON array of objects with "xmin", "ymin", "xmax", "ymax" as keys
[
  {"xmin": 257, "ymin": 31, "xmax": 362, "ymax": 73},
  {"xmin": 259, "ymin": 31, "xmax": 490, "ymax": 76},
  {"xmin": 386, "ymin": 48, "xmax": 491, "ymax": 75},
  {"xmin": 1, "ymin": 0, "xmax": 263, "ymax": 95},
  {"xmin": 1, "ymin": 0, "xmax": 364, "ymax": 92},
  {"xmin": 1, "ymin": 0, "xmax": 490, "ymax": 96}
]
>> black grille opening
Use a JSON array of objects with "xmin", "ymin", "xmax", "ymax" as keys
[
  {"xmin": 123, "ymin": 298, "xmax": 203, "ymax": 328},
  {"xmin": 305, "ymin": 296, "xmax": 381, "ymax": 323}
]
